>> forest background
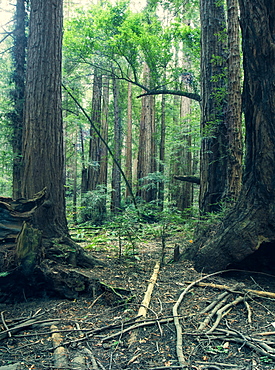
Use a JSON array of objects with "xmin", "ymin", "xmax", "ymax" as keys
[
  {"xmin": 0, "ymin": 0, "xmax": 203, "ymax": 226},
  {"xmin": 1, "ymin": 0, "xmax": 273, "ymax": 275}
]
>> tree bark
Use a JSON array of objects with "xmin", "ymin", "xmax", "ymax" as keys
[
  {"xmin": 111, "ymin": 76, "xmax": 122, "ymax": 213},
  {"xmin": 199, "ymin": 0, "xmax": 228, "ymax": 213},
  {"xmin": 187, "ymin": 0, "xmax": 275, "ymax": 272},
  {"xmin": 21, "ymin": 0, "xmax": 67, "ymax": 238},
  {"xmin": 11, "ymin": 0, "xmax": 27, "ymax": 200},
  {"xmin": 224, "ymin": 0, "xmax": 243, "ymax": 202},
  {"xmin": 125, "ymin": 80, "xmax": 133, "ymax": 201},
  {"xmin": 136, "ymin": 63, "xmax": 157, "ymax": 203},
  {"xmin": 87, "ymin": 69, "xmax": 102, "ymax": 192}
]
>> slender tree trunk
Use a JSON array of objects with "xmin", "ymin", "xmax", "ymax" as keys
[
  {"xmin": 125, "ymin": 80, "xmax": 133, "ymax": 201},
  {"xmin": 158, "ymin": 90, "xmax": 166, "ymax": 210},
  {"xmin": 199, "ymin": 0, "xmax": 228, "ymax": 213},
  {"xmin": 21, "ymin": 0, "xmax": 67, "ymax": 237},
  {"xmin": 136, "ymin": 63, "xmax": 157, "ymax": 203},
  {"xmin": 72, "ymin": 138, "xmax": 77, "ymax": 224},
  {"xmin": 80, "ymin": 126, "xmax": 87, "ymax": 195},
  {"xmin": 87, "ymin": 69, "xmax": 102, "ymax": 191},
  {"xmin": 11, "ymin": 0, "xmax": 27, "ymax": 200},
  {"xmin": 111, "ymin": 76, "xmax": 122, "ymax": 213},
  {"xmin": 179, "ymin": 89, "xmax": 192, "ymax": 210},
  {"xmin": 98, "ymin": 76, "xmax": 109, "ymax": 188},
  {"xmin": 187, "ymin": 0, "xmax": 275, "ymax": 272}
]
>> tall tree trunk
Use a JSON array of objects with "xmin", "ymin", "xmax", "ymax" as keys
[
  {"xmin": 80, "ymin": 126, "xmax": 87, "ymax": 195},
  {"xmin": 136, "ymin": 63, "xmax": 157, "ymax": 203},
  {"xmin": 87, "ymin": 69, "xmax": 102, "ymax": 191},
  {"xmin": 72, "ymin": 138, "xmax": 78, "ymax": 224},
  {"xmin": 179, "ymin": 89, "xmax": 192, "ymax": 210},
  {"xmin": 187, "ymin": 0, "xmax": 275, "ymax": 272},
  {"xmin": 21, "ymin": 0, "xmax": 67, "ymax": 238},
  {"xmin": 224, "ymin": 0, "xmax": 243, "ymax": 202},
  {"xmin": 158, "ymin": 90, "xmax": 166, "ymax": 210},
  {"xmin": 125, "ymin": 80, "xmax": 133, "ymax": 201},
  {"xmin": 98, "ymin": 76, "xmax": 109, "ymax": 188},
  {"xmin": 111, "ymin": 76, "xmax": 122, "ymax": 213},
  {"xmin": 199, "ymin": 0, "xmax": 228, "ymax": 213},
  {"xmin": 11, "ymin": 0, "xmax": 27, "ymax": 200}
]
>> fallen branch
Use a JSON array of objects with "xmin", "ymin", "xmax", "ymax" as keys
[
  {"xmin": 198, "ymin": 294, "xmax": 230, "ymax": 331},
  {"xmin": 183, "ymin": 280, "xmax": 275, "ymax": 299},
  {"xmin": 173, "ymin": 175, "xmax": 200, "ymax": 185},
  {"xmin": 0, "ymin": 316, "xmax": 60, "ymax": 340},
  {"xmin": 138, "ymin": 262, "xmax": 161, "ymax": 318},
  {"xmin": 128, "ymin": 261, "xmax": 161, "ymax": 346},
  {"xmin": 101, "ymin": 316, "xmax": 179, "ymax": 342},
  {"xmin": 206, "ymin": 296, "xmax": 245, "ymax": 334},
  {"xmin": 172, "ymin": 270, "xmax": 238, "ymax": 368}
]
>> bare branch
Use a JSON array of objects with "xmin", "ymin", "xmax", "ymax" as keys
[{"xmin": 137, "ymin": 89, "xmax": 201, "ymax": 101}]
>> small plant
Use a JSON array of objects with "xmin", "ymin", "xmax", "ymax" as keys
[{"xmin": 79, "ymin": 186, "xmax": 107, "ymax": 225}]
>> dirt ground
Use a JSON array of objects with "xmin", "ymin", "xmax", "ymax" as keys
[{"xmin": 1, "ymin": 234, "xmax": 275, "ymax": 370}]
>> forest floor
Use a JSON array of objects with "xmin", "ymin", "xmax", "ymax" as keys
[{"xmin": 1, "ymin": 227, "xmax": 275, "ymax": 370}]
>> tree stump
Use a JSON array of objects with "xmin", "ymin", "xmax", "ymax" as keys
[{"xmin": 0, "ymin": 189, "xmax": 104, "ymax": 300}]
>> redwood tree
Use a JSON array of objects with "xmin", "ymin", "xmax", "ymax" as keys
[
  {"xmin": 199, "ymin": 0, "xmax": 228, "ymax": 213},
  {"xmin": 11, "ymin": 0, "xmax": 27, "ymax": 200},
  {"xmin": 188, "ymin": 0, "xmax": 275, "ymax": 272},
  {"xmin": 136, "ymin": 63, "xmax": 157, "ymax": 203},
  {"xmin": 21, "ymin": 0, "xmax": 68, "ymax": 238}
]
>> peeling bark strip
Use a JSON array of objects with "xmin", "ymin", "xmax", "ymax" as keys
[{"xmin": 0, "ymin": 188, "xmax": 46, "ymax": 241}]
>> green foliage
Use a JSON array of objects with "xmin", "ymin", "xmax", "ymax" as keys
[
  {"xmin": 0, "ymin": 44, "xmax": 13, "ymax": 196},
  {"xmin": 79, "ymin": 186, "xmax": 107, "ymax": 225}
]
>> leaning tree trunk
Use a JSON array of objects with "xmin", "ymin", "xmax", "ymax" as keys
[{"xmin": 187, "ymin": 0, "xmax": 275, "ymax": 272}]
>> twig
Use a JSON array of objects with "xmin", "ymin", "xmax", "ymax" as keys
[
  {"xmin": 206, "ymin": 296, "xmax": 245, "ymax": 334},
  {"xmin": 88, "ymin": 292, "xmax": 105, "ymax": 309},
  {"xmin": 0, "ymin": 317, "xmax": 60, "ymax": 340},
  {"xmin": 244, "ymin": 301, "xmax": 252, "ymax": 324},
  {"xmin": 183, "ymin": 280, "xmax": 275, "ymax": 299},
  {"xmin": 127, "ymin": 352, "xmax": 142, "ymax": 365},
  {"xmin": 172, "ymin": 269, "xmax": 235, "ymax": 368},
  {"xmin": 201, "ymin": 291, "xmax": 229, "ymax": 314},
  {"xmin": 198, "ymin": 294, "xmax": 230, "ymax": 331},
  {"xmin": 1, "ymin": 312, "xmax": 11, "ymax": 338},
  {"xmin": 102, "ymin": 316, "xmax": 177, "ymax": 342}
]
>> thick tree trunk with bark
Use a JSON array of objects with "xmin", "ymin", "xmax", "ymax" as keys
[
  {"xmin": 21, "ymin": 0, "xmax": 67, "ymax": 238},
  {"xmin": 186, "ymin": 0, "xmax": 275, "ymax": 272},
  {"xmin": 224, "ymin": 0, "xmax": 243, "ymax": 202},
  {"xmin": 199, "ymin": 0, "xmax": 228, "ymax": 213},
  {"xmin": 12, "ymin": 0, "xmax": 101, "ymax": 299}
]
